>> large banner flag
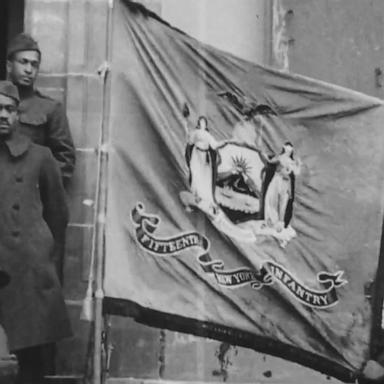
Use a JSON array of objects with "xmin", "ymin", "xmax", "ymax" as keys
[{"xmin": 104, "ymin": 1, "xmax": 384, "ymax": 381}]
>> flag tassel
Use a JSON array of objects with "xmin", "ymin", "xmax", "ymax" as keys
[{"xmin": 81, "ymin": 286, "xmax": 94, "ymax": 322}]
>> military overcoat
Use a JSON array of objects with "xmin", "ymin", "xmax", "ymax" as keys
[
  {"xmin": 17, "ymin": 89, "xmax": 75, "ymax": 182},
  {"xmin": 0, "ymin": 132, "xmax": 72, "ymax": 351}
]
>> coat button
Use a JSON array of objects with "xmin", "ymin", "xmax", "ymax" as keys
[{"xmin": 12, "ymin": 203, "xmax": 20, "ymax": 211}]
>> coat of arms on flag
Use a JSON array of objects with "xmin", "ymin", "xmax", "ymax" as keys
[{"xmin": 180, "ymin": 99, "xmax": 300, "ymax": 249}]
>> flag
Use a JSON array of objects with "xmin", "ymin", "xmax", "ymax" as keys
[{"xmin": 103, "ymin": 1, "xmax": 384, "ymax": 381}]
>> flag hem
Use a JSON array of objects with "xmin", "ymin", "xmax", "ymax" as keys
[{"xmin": 103, "ymin": 296, "xmax": 357, "ymax": 383}]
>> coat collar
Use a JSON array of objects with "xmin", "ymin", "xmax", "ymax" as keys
[{"xmin": 3, "ymin": 129, "xmax": 31, "ymax": 158}]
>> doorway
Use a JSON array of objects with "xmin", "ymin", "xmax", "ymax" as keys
[{"xmin": 0, "ymin": 0, "xmax": 25, "ymax": 79}]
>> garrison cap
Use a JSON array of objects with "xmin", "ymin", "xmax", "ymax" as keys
[
  {"xmin": 0, "ymin": 81, "xmax": 20, "ymax": 104},
  {"xmin": 7, "ymin": 33, "xmax": 41, "ymax": 59}
]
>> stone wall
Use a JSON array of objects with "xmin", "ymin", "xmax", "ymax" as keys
[
  {"xmin": 24, "ymin": 0, "xmax": 108, "ymax": 375},
  {"xmin": 277, "ymin": 0, "xmax": 384, "ymax": 98}
]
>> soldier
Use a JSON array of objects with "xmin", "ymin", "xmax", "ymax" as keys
[
  {"xmin": 0, "ymin": 81, "xmax": 72, "ymax": 383},
  {"xmin": 6, "ymin": 33, "xmax": 75, "ymax": 186}
]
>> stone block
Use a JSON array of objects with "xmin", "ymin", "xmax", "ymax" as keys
[
  {"xmin": 86, "ymin": 0, "xmax": 109, "ymax": 72},
  {"xmin": 35, "ymin": 75, "xmax": 66, "ymax": 92},
  {"xmin": 162, "ymin": 331, "xmax": 218, "ymax": 382},
  {"xmin": 39, "ymin": 86, "xmax": 65, "ymax": 104},
  {"xmin": 66, "ymin": 75, "xmax": 87, "ymax": 148},
  {"xmin": 83, "ymin": 76, "xmax": 104, "ymax": 148},
  {"xmin": 0, "ymin": 327, "xmax": 9, "ymax": 357},
  {"xmin": 66, "ymin": 75, "xmax": 103, "ymax": 149},
  {"xmin": 67, "ymin": 150, "xmax": 98, "ymax": 225},
  {"xmin": 25, "ymin": 0, "xmax": 69, "ymax": 73},
  {"xmin": 64, "ymin": 225, "xmax": 93, "ymax": 299},
  {"xmin": 108, "ymin": 316, "xmax": 161, "ymax": 379},
  {"xmin": 67, "ymin": 0, "xmax": 87, "ymax": 72},
  {"xmin": 162, "ymin": 331, "xmax": 338, "ymax": 383},
  {"xmin": 56, "ymin": 304, "xmax": 91, "ymax": 376},
  {"xmin": 280, "ymin": 0, "xmax": 384, "ymax": 98}
]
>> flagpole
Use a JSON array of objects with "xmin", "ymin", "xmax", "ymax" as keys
[{"xmin": 93, "ymin": 0, "xmax": 114, "ymax": 383}]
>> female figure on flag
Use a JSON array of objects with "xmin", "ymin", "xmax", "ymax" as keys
[
  {"xmin": 263, "ymin": 142, "xmax": 301, "ymax": 232},
  {"xmin": 183, "ymin": 104, "xmax": 219, "ymax": 216}
]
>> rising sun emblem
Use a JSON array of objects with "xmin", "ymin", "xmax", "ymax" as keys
[{"xmin": 232, "ymin": 155, "xmax": 251, "ymax": 175}]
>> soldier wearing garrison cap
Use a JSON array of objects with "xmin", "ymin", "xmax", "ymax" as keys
[
  {"xmin": 0, "ymin": 80, "xmax": 72, "ymax": 384},
  {"xmin": 0, "ymin": 80, "xmax": 20, "ymax": 101},
  {"xmin": 7, "ymin": 33, "xmax": 75, "ymax": 186}
]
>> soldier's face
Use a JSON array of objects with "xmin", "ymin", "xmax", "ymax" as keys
[
  {"xmin": 7, "ymin": 50, "xmax": 40, "ymax": 87},
  {"xmin": 197, "ymin": 117, "xmax": 207, "ymax": 130},
  {"xmin": 283, "ymin": 144, "xmax": 293, "ymax": 155},
  {"xmin": 0, "ymin": 94, "xmax": 18, "ymax": 137}
]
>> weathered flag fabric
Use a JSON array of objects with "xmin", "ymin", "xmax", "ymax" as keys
[{"xmin": 104, "ymin": 1, "xmax": 384, "ymax": 381}]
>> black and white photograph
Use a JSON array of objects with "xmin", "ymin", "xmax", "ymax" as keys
[{"xmin": 0, "ymin": 1, "xmax": 384, "ymax": 384}]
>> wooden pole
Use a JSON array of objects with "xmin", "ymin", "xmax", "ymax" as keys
[{"xmin": 93, "ymin": 0, "xmax": 114, "ymax": 383}]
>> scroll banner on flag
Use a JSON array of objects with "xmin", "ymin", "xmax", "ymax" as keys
[{"xmin": 104, "ymin": 1, "xmax": 384, "ymax": 381}]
